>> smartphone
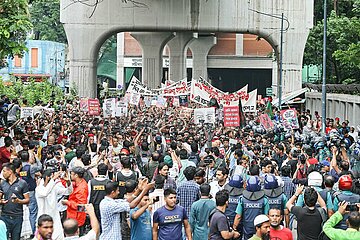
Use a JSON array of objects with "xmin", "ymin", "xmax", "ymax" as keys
[
  {"xmin": 77, "ymin": 205, "xmax": 86, "ymax": 212},
  {"xmin": 346, "ymin": 204, "xmax": 359, "ymax": 212}
]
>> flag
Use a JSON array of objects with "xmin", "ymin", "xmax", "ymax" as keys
[
  {"xmin": 238, "ymin": 98, "xmax": 245, "ymax": 128},
  {"xmin": 265, "ymin": 100, "xmax": 274, "ymax": 119}
]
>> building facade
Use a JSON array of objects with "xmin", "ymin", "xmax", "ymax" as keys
[{"xmin": 0, "ymin": 40, "xmax": 67, "ymax": 88}]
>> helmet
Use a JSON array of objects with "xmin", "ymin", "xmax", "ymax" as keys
[
  {"xmin": 246, "ymin": 176, "xmax": 261, "ymax": 192},
  {"xmin": 308, "ymin": 171, "xmax": 323, "ymax": 187},
  {"xmin": 315, "ymin": 141, "xmax": 325, "ymax": 150},
  {"xmin": 264, "ymin": 174, "xmax": 279, "ymax": 189},
  {"xmin": 338, "ymin": 175, "xmax": 353, "ymax": 191}
]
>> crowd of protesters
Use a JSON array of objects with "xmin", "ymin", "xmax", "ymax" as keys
[{"xmin": 0, "ymin": 94, "xmax": 358, "ymax": 240}]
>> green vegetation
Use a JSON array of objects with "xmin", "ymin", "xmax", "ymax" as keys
[
  {"xmin": 0, "ymin": 77, "xmax": 64, "ymax": 105},
  {"xmin": 0, "ymin": 0, "xmax": 32, "ymax": 67},
  {"xmin": 304, "ymin": 0, "xmax": 360, "ymax": 84},
  {"xmin": 29, "ymin": 0, "xmax": 67, "ymax": 43}
]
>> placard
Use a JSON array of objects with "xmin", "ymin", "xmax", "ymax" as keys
[
  {"xmin": 194, "ymin": 107, "xmax": 215, "ymax": 124},
  {"xmin": 115, "ymin": 102, "xmax": 128, "ymax": 117},
  {"xmin": 80, "ymin": 98, "xmax": 89, "ymax": 112},
  {"xmin": 20, "ymin": 107, "xmax": 34, "ymax": 119},
  {"xmin": 88, "ymin": 99, "xmax": 101, "ymax": 116},
  {"xmin": 223, "ymin": 106, "xmax": 240, "ymax": 127},
  {"xmin": 103, "ymin": 98, "xmax": 116, "ymax": 118},
  {"xmin": 259, "ymin": 114, "xmax": 274, "ymax": 130},
  {"xmin": 280, "ymin": 108, "xmax": 300, "ymax": 129},
  {"xmin": 129, "ymin": 92, "xmax": 141, "ymax": 105}
]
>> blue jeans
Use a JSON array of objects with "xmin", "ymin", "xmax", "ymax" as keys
[
  {"xmin": 0, "ymin": 215, "xmax": 23, "ymax": 240},
  {"xmin": 28, "ymin": 191, "xmax": 38, "ymax": 234}
]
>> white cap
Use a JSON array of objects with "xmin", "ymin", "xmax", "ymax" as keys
[
  {"xmin": 308, "ymin": 171, "xmax": 323, "ymax": 187},
  {"xmin": 254, "ymin": 215, "xmax": 269, "ymax": 227}
]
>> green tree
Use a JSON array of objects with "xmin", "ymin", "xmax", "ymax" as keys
[
  {"xmin": 0, "ymin": 0, "xmax": 32, "ymax": 67},
  {"xmin": 30, "ymin": 0, "xmax": 67, "ymax": 43},
  {"xmin": 304, "ymin": 0, "xmax": 360, "ymax": 84},
  {"xmin": 0, "ymin": 76, "xmax": 64, "ymax": 105}
]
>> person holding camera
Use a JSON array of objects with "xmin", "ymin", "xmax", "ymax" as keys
[
  {"xmin": 323, "ymin": 201, "xmax": 360, "ymax": 239},
  {"xmin": 63, "ymin": 204, "xmax": 99, "ymax": 240},
  {"xmin": 62, "ymin": 167, "xmax": 89, "ymax": 236},
  {"xmin": 286, "ymin": 185, "xmax": 326, "ymax": 240}
]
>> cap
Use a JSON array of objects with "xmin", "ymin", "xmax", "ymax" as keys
[
  {"xmin": 264, "ymin": 174, "xmax": 279, "ymax": 189},
  {"xmin": 308, "ymin": 158, "xmax": 318, "ymax": 165},
  {"xmin": 246, "ymin": 176, "xmax": 261, "ymax": 192},
  {"xmin": 308, "ymin": 171, "xmax": 323, "ymax": 187},
  {"xmin": 254, "ymin": 215, "xmax": 269, "ymax": 227},
  {"xmin": 228, "ymin": 175, "xmax": 244, "ymax": 189},
  {"xmin": 163, "ymin": 155, "xmax": 173, "ymax": 167},
  {"xmin": 320, "ymin": 160, "xmax": 330, "ymax": 167}
]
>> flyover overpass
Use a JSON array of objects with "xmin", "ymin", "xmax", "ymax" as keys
[{"xmin": 60, "ymin": 0, "xmax": 314, "ymax": 97}]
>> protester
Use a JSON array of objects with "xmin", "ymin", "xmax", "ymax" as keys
[
  {"xmin": 248, "ymin": 215, "xmax": 271, "ymax": 240},
  {"xmin": 33, "ymin": 214, "xmax": 53, "ymax": 240},
  {"xmin": 0, "ymin": 92, "xmax": 358, "ymax": 240},
  {"xmin": 0, "ymin": 162, "xmax": 30, "ymax": 240},
  {"xmin": 153, "ymin": 188, "xmax": 192, "ymax": 240},
  {"xmin": 209, "ymin": 189, "xmax": 241, "ymax": 240},
  {"xmin": 190, "ymin": 183, "xmax": 216, "ymax": 239},
  {"xmin": 323, "ymin": 201, "xmax": 360, "ymax": 239},
  {"xmin": 268, "ymin": 208, "xmax": 293, "ymax": 240}
]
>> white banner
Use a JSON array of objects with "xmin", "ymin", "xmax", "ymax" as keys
[
  {"xmin": 190, "ymin": 78, "xmax": 248, "ymax": 106},
  {"xmin": 241, "ymin": 89, "xmax": 257, "ymax": 112},
  {"xmin": 194, "ymin": 107, "xmax": 216, "ymax": 124},
  {"xmin": 20, "ymin": 107, "xmax": 34, "ymax": 119}
]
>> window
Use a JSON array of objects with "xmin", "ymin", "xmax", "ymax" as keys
[
  {"xmin": 14, "ymin": 55, "xmax": 22, "ymax": 67},
  {"xmin": 31, "ymin": 48, "xmax": 38, "ymax": 68}
]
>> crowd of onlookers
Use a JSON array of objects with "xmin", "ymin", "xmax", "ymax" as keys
[{"xmin": 0, "ymin": 94, "xmax": 358, "ymax": 240}]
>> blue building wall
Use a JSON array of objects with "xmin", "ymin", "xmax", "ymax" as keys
[{"xmin": 0, "ymin": 40, "xmax": 66, "ymax": 86}]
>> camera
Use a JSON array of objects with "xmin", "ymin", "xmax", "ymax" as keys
[
  {"xmin": 77, "ymin": 205, "xmax": 86, "ymax": 212},
  {"xmin": 346, "ymin": 204, "xmax": 359, "ymax": 212},
  {"xmin": 204, "ymin": 155, "xmax": 214, "ymax": 165},
  {"xmin": 152, "ymin": 196, "xmax": 160, "ymax": 203}
]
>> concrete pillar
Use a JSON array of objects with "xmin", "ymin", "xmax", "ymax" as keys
[
  {"xmin": 188, "ymin": 36, "xmax": 217, "ymax": 80},
  {"xmin": 64, "ymin": 26, "xmax": 101, "ymax": 98},
  {"xmin": 130, "ymin": 32, "xmax": 175, "ymax": 89},
  {"xmin": 167, "ymin": 32, "xmax": 195, "ymax": 81},
  {"xmin": 116, "ymin": 33, "xmax": 125, "ymax": 91},
  {"xmin": 235, "ymin": 34, "xmax": 244, "ymax": 56},
  {"xmin": 69, "ymin": 60, "xmax": 97, "ymax": 97}
]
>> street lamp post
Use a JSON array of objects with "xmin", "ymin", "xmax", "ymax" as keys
[
  {"xmin": 278, "ymin": 13, "xmax": 284, "ymax": 109},
  {"xmin": 322, "ymin": 0, "xmax": 327, "ymax": 134},
  {"xmin": 248, "ymin": 9, "xmax": 288, "ymax": 109}
]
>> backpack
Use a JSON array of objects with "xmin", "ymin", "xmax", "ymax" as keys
[{"xmin": 317, "ymin": 207, "xmax": 330, "ymax": 240}]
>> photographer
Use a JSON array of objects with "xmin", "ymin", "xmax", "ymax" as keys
[{"xmin": 323, "ymin": 201, "xmax": 360, "ymax": 239}]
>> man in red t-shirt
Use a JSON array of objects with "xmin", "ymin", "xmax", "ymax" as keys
[
  {"xmin": 0, "ymin": 136, "xmax": 13, "ymax": 170},
  {"xmin": 269, "ymin": 208, "xmax": 293, "ymax": 240}
]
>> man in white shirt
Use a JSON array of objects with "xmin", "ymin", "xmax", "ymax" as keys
[{"xmin": 210, "ymin": 167, "xmax": 229, "ymax": 199}]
